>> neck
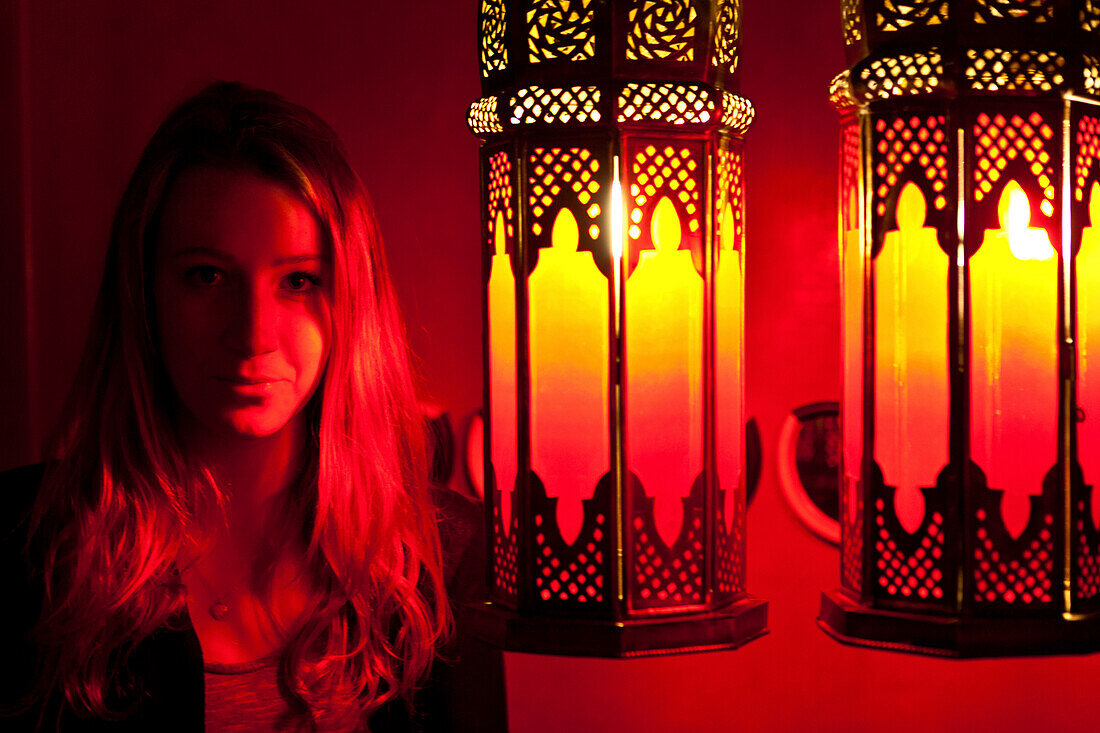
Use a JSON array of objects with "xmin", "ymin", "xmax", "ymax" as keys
[{"xmin": 183, "ymin": 415, "xmax": 311, "ymax": 544}]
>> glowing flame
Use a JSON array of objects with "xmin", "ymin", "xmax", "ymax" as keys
[
  {"xmin": 1003, "ymin": 186, "xmax": 1055, "ymax": 261},
  {"xmin": 611, "ymin": 156, "xmax": 623, "ymax": 261},
  {"xmin": 651, "ymin": 196, "xmax": 682, "ymax": 253}
]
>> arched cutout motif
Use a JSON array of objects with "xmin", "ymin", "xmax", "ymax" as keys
[
  {"xmin": 971, "ymin": 180, "xmax": 1057, "ymax": 539},
  {"xmin": 529, "ymin": 206, "xmax": 610, "ymax": 546},
  {"xmin": 716, "ymin": 198, "xmax": 743, "ymax": 534},
  {"xmin": 875, "ymin": 182, "xmax": 949, "ymax": 534},
  {"xmin": 488, "ymin": 209, "xmax": 518, "ymax": 534},
  {"xmin": 625, "ymin": 195, "xmax": 704, "ymax": 547}
]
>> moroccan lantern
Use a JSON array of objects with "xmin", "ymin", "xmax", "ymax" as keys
[
  {"xmin": 466, "ymin": 0, "xmax": 767, "ymax": 656},
  {"xmin": 820, "ymin": 0, "xmax": 1100, "ymax": 656}
]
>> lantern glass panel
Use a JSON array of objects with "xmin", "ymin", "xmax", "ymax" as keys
[
  {"xmin": 485, "ymin": 148, "xmax": 520, "ymax": 604},
  {"xmin": 527, "ymin": 145, "xmax": 611, "ymax": 553},
  {"xmin": 623, "ymin": 137, "xmax": 707, "ymax": 610},
  {"xmin": 715, "ymin": 138, "xmax": 746, "ymax": 598},
  {"xmin": 874, "ymin": 183, "xmax": 949, "ymax": 536},
  {"xmin": 839, "ymin": 114, "xmax": 865, "ymax": 596}
]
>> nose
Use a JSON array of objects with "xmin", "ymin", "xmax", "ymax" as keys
[{"xmin": 222, "ymin": 281, "xmax": 278, "ymax": 356}]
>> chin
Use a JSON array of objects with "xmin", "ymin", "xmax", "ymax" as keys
[{"xmin": 215, "ymin": 410, "xmax": 299, "ymax": 440}]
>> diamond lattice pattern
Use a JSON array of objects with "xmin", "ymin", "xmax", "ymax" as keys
[
  {"xmin": 973, "ymin": 111, "xmax": 1055, "ymax": 216},
  {"xmin": 874, "ymin": 115, "xmax": 949, "ymax": 217},
  {"xmin": 511, "ymin": 86, "xmax": 601, "ymax": 125}
]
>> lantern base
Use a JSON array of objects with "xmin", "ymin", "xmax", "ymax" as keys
[
  {"xmin": 819, "ymin": 589, "xmax": 1100, "ymax": 657},
  {"xmin": 466, "ymin": 596, "xmax": 768, "ymax": 658}
]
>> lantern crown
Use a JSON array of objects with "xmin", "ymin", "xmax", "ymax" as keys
[
  {"xmin": 836, "ymin": 0, "xmax": 1100, "ymax": 106},
  {"xmin": 469, "ymin": 0, "xmax": 753, "ymax": 137}
]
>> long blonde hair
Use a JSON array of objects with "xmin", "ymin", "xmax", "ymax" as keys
[{"xmin": 29, "ymin": 81, "xmax": 447, "ymax": 730}]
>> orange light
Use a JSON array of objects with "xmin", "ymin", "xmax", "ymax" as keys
[
  {"xmin": 1004, "ymin": 185, "xmax": 1055, "ymax": 261},
  {"xmin": 488, "ymin": 209, "xmax": 517, "ymax": 534},
  {"xmin": 611, "ymin": 157, "xmax": 624, "ymax": 262},
  {"xmin": 971, "ymin": 180, "xmax": 1057, "ymax": 538},
  {"xmin": 528, "ymin": 204, "xmax": 610, "ymax": 546},
  {"xmin": 625, "ymin": 195, "xmax": 703, "ymax": 547}
]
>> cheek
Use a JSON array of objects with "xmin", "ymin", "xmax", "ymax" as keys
[
  {"xmin": 289, "ymin": 311, "xmax": 330, "ymax": 386},
  {"xmin": 155, "ymin": 285, "xmax": 215, "ymax": 380}
]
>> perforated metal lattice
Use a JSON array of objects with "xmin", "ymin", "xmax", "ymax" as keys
[
  {"xmin": 480, "ymin": 0, "xmax": 509, "ymax": 77},
  {"xmin": 830, "ymin": 71, "xmax": 858, "ymax": 111},
  {"xmin": 876, "ymin": 0, "xmax": 948, "ymax": 31},
  {"xmin": 873, "ymin": 115, "xmax": 950, "ymax": 218},
  {"xmin": 873, "ymin": 498, "xmax": 947, "ymax": 600},
  {"xmin": 529, "ymin": 147, "xmax": 601, "ymax": 238},
  {"xmin": 534, "ymin": 511, "xmax": 606, "ymax": 602},
  {"xmin": 527, "ymin": 0, "xmax": 598, "ymax": 63},
  {"xmin": 973, "ymin": 508, "xmax": 1055, "ymax": 605},
  {"xmin": 492, "ymin": 500, "xmax": 520, "ymax": 599},
  {"xmin": 1087, "ymin": 56, "xmax": 1100, "ymax": 95},
  {"xmin": 625, "ymin": 0, "xmax": 696, "ymax": 62},
  {"xmin": 974, "ymin": 0, "xmax": 1051, "ymax": 24},
  {"xmin": 712, "ymin": 0, "xmax": 740, "ymax": 73},
  {"xmin": 468, "ymin": 96, "xmax": 505, "ymax": 135},
  {"xmin": 715, "ymin": 145, "xmax": 745, "ymax": 250},
  {"xmin": 841, "ymin": 118, "xmax": 862, "ymax": 256},
  {"xmin": 842, "ymin": 0, "xmax": 863, "ymax": 46},
  {"xmin": 1075, "ymin": 496, "xmax": 1100, "ymax": 600},
  {"xmin": 488, "ymin": 150, "xmax": 515, "ymax": 249},
  {"xmin": 973, "ymin": 112, "xmax": 1056, "ymax": 215},
  {"xmin": 1085, "ymin": 1, "xmax": 1100, "ymax": 32},
  {"xmin": 860, "ymin": 50, "xmax": 944, "ymax": 99},
  {"xmin": 1075, "ymin": 115, "xmax": 1100, "ymax": 202},
  {"xmin": 617, "ymin": 83, "xmax": 714, "ymax": 125},
  {"xmin": 965, "ymin": 48, "xmax": 1065, "ymax": 91},
  {"xmin": 510, "ymin": 86, "xmax": 601, "ymax": 126},
  {"xmin": 842, "ymin": 474, "xmax": 865, "ymax": 593},
  {"xmin": 715, "ymin": 487, "xmax": 745, "ymax": 595},
  {"xmin": 632, "ymin": 482, "xmax": 706, "ymax": 606},
  {"xmin": 628, "ymin": 144, "xmax": 701, "ymax": 243},
  {"xmin": 721, "ymin": 92, "xmax": 755, "ymax": 134}
]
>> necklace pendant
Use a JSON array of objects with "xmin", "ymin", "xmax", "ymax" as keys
[{"xmin": 209, "ymin": 600, "xmax": 230, "ymax": 621}]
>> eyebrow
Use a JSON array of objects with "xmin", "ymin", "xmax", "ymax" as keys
[{"xmin": 169, "ymin": 247, "xmax": 325, "ymax": 266}]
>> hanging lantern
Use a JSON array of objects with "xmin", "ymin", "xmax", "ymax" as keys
[
  {"xmin": 820, "ymin": 0, "xmax": 1100, "ymax": 656},
  {"xmin": 466, "ymin": 0, "xmax": 766, "ymax": 656}
]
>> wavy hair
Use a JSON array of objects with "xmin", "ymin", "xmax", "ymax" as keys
[{"xmin": 27, "ymin": 82, "xmax": 447, "ymax": 730}]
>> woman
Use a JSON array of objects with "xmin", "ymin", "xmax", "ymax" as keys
[{"xmin": 2, "ymin": 82, "xmax": 490, "ymax": 731}]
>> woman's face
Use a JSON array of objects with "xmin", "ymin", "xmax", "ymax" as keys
[{"xmin": 154, "ymin": 166, "xmax": 331, "ymax": 441}]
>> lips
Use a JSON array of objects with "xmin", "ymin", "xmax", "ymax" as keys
[{"xmin": 216, "ymin": 375, "xmax": 282, "ymax": 385}]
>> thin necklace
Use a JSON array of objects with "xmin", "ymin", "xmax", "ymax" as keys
[{"xmin": 184, "ymin": 563, "xmax": 254, "ymax": 621}]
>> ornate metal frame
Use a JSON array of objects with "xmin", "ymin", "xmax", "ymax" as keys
[
  {"xmin": 822, "ymin": 0, "xmax": 1100, "ymax": 656},
  {"xmin": 468, "ymin": 0, "xmax": 766, "ymax": 657}
]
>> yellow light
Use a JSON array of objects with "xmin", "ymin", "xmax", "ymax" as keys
[
  {"xmin": 1004, "ymin": 185, "xmax": 1055, "ymax": 261},
  {"xmin": 611, "ymin": 155, "xmax": 624, "ymax": 261}
]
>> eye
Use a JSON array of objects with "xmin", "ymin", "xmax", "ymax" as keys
[
  {"xmin": 282, "ymin": 271, "xmax": 323, "ymax": 294},
  {"xmin": 185, "ymin": 265, "xmax": 223, "ymax": 287}
]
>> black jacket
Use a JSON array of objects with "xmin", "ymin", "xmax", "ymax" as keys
[{"xmin": 0, "ymin": 464, "xmax": 506, "ymax": 732}]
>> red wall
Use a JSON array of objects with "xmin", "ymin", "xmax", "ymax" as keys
[{"xmin": 4, "ymin": 1, "xmax": 1099, "ymax": 730}]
